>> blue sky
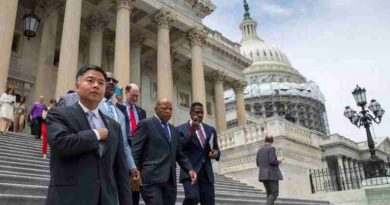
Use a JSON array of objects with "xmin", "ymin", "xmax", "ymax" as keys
[{"xmin": 203, "ymin": 0, "xmax": 390, "ymax": 142}]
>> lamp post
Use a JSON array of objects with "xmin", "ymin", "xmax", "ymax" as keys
[{"xmin": 344, "ymin": 85, "xmax": 385, "ymax": 178}]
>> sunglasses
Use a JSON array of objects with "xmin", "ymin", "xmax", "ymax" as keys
[{"xmin": 107, "ymin": 78, "xmax": 118, "ymax": 84}]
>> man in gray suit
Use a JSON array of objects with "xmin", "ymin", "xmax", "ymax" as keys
[
  {"xmin": 257, "ymin": 136, "xmax": 283, "ymax": 205},
  {"xmin": 46, "ymin": 65, "xmax": 131, "ymax": 205},
  {"xmin": 132, "ymin": 98, "xmax": 197, "ymax": 205},
  {"xmin": 57, "ymin": 90, "xmax": 79, "ymax": 107}
]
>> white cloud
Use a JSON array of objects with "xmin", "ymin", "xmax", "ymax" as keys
[{"xmin": 260, "ymin": 3, "xmax": 292, "ymax": 17}]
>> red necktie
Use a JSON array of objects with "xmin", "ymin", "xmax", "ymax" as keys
[
  {"xmin": 198, "ymin": 128, "xmax": 206, "ymax": 148},
  {"xmin": 129, "ymin": 104, "xmax": 137, "ymax": 136}
]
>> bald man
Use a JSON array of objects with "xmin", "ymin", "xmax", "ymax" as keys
[{"xmin": 132, "ymin": 99, "xmax": 197, "ymax": 205}]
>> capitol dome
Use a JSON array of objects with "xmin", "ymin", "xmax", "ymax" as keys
[{"xmin": 224, "ymin": 0, "xmax": 329, "ymax": 134}]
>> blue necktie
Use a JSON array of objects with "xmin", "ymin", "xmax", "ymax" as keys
[
  {"xmin": 106, "ymin": 100, "xmax": 115, "ymax": 120},
  {"xmin": 162, "ymin": 122, "xmax": 171, "ymax": 142}
]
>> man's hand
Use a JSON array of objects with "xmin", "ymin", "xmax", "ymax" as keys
[
  {"xmin": 96, "ymin": 128, "xmax": 109, "ymax": 141},
  {"xmin": 278, "ymin": 157, "xmax": 285, "ymax": 164},
  {"xmin": 189, "ymin": 117, "xmax": 200, "ymax": 135},
  {"xmin": 189, "ymin": 170, "xmax": 197, "ymax": 185},
  {"xmin": 209, "ymin": 149, "xmax": 219, "ymax": 159},
  {"xmin": 115, "ymin": 93, "xmax": 123, "ymax": 104},
  {"xmin": 130, "ymin": 169, "xmax": 142, "ymax": 191}
]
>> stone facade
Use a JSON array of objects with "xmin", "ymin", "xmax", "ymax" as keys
[{"xmin": 1, "ymin": 0, "xmax": 250, "ymax": 127}]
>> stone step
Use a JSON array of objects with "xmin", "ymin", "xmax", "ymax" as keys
[
  {"xmin": 0, "ymin": 137, "xmax": 42, "ymax": 148},
  {"xmin": 0, "ymin": 155, "xmax": 49, "ymax": 166},
  {"xmin": 0, "ymin": 150, "xmax": 49, "ymax": 162},
  {"xmin": 0, "ymin": 144, "xmax": 43, "ymax": 155},
  {"xmin": 0, "ymin": 181, "xmax": 266, "ymax": 201},
  {"xmin": 0, "ymin": 139, "xmax": 45, "ymax": 151},
  {"xmin": 0, "ymin": 174, "xmax": 49, "ymax": 186},
  {"xmin": 0, "ymin": 183, "xmax": 47, "ymax": 196},
  {"xmin": 0, "ymin": 194, "xmax": 46, "ymax": 205}
]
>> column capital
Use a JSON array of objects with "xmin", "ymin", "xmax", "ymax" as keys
[
  {"xmin": 154, "ymin": 8, "xmax": 176, "ymax": 29},
  {"xmin": 188, "ymin": 26, "xmax": 207, "ymax": 46},
  {"xmin": 85, "ymin": 12, "xmax": 110, "ymax": 32},
  {"xmin": 210, "ymin": 71, "xmax": 226, "ymax": 83},
  {"xmin": 232, "ymin": 80, "xmax": 247, "ymax": 93},
  {"xmin": 131, "ymin": 31, "xmax": 145, "ymax": 45},
  {"xmin": 114, "ymin": 0, "xmax": 135, "ymax": 10},
  {"xmin": 39, "ymin": 0, "xmax": 64, "ymax": 14}
]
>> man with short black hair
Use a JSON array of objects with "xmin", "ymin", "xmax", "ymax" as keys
[
  {"xmin": 256, "ymin": 136, "xmax": 284, "ymax": 205},
  {"xmin": 176, "ymin": 102, "xmax": 220, "ymax": 205},
  {"xmin": 46, "ymin": 65, "xmax": 132, "ymax": 205}
]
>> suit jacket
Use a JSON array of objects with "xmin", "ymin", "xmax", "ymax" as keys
[
  {"xmin": 132, "ymin": 116, "xmax": 193, "ymax": 186},
  {"xmin": 99, "ymin": 100, "xmax": 136, "ymax": 170},
  {"xmin": 176, "ymin": 122, "xmax": 220, "ymax": 184},
  {"xmin": 57, "ymin": 92, "xmax": 79, "ymax": 107},
  {"xmin": 116, "ymin": 103, "xmax": 146, "ymax": 141},
  {"xmin": 45, "ymin": 103, "xmax": 132, "ymax": 205},
  {"xmin": 256, "ymin": 144, "xmax": 283, "ymax": 181}
]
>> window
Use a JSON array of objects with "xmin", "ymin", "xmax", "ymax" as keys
[
  {"xmin": 206, "ymin": 101, "xmax": 213, "ymax": 116},
  {"xmin": 53, "ymin": 49, "xmax": 60, "ymax": 66},
  {"xmin": 12, "ymin": 34, "xmax": 21, "ymax": 53},
  {"xmin": 151, "ymin": 82, "xmax": 157, "ymax": 100},
  {"xmin": 178, "ymin": 90, "xmax": 190, "ymax": 108},
  {"xmin": 245, "ymin": 104, "xmax": 251, "ymax": 111}
]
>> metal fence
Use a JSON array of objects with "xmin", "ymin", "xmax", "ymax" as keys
[{"xmin": 309, "ymin": 162, "xmax": 390, "ymax": 193}]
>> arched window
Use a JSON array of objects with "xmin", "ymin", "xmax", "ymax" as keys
[
  {"xmin": 263, "ymin": 50, "xmax": 267, "ymax": 56},
  {"xmin": 256, "ymin": 50, "xmax": 260, "ymax": 56},
  {"xmin": 250, "ymin": 51, "xmax": 253, "ymax": 58}
]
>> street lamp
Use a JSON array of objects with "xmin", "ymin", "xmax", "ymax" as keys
[
  {"xmin": 23, "ymin": 12, "xmax": 40, "ymax": 40},
  {"xmin": 344, "ymin": 85, "xmax": 386, "ymax": 178}
]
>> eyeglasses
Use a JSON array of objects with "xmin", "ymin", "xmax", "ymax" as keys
[{"xmin": 107, "ymin": 78, "xmax": 118, "ymax": 84}]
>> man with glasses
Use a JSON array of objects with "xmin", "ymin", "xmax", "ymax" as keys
[{"xmin": 98, "ymin": 73, "xmax": 140, "ymax": 187}]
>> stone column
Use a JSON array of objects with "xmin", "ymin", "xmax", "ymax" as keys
[
  {"xmin": 343, "ymin": 157, "xmax": 351, "ymax": 189},
  {"xmin": 232, "ymin": 81, "xmax": 247, "ymax": 126},
  {"xmin": 130, "ymin": 32, "xmax": 144, "ymax": 86},
  {"xmin": 188, "ymin": 26, "xmax": 207, "ymax": 106},
  {"xmin": 33, "ymin": 1, "xmax": 62, "ymax": 100},
  {"xmin": 114, "ymin": 0, "xmax": 133, "ymax": 87},
  {"xmin": 0, "ymin": 0, "xmax": 19, "ymax": 93},
  {"xmin": 336, "ymin": 155, "xmax": 346, "ymax": 190},
  {"xmin": 359, "ymin": 162, "xmax": 366, "ymax": 179},
  {"xmin": 154, "ymin": 8, "xmax": 175, "ymax": 100},
  {"xmin": 348, "ymin": 158, "xmax": 356, "ymax": 188},
  {"xmin": 55, "ymin": 0, "xmax": 83, "ymax": 97},
  {"xmin": 212, "ymin": 72, "xmax": 227, "ymax": 131},
  {"xmin": 86, "ymin": 12, "xmax": 109, "ymax": 66}
]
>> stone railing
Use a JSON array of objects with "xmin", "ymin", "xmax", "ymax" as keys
[
  {"xmin": 321, "ymin": 134, "xmax": 360, "ymax": 149},
  {"xmin": 204, "ymin": 27, "xmax": 241, "ymax": 53},
  {"xmin": 218, "ymin": 116, "xmax": 325, "ymax": 150}
]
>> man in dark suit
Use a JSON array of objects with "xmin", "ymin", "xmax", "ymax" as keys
[
  {"xmin": 116, "ymin": 83, "xmax": 146, "ymax": 205},
  {"xmin": 176, "ymin": 102, "xmax": 221, "ymax": 205},
  {"xmin": 132, "ymin": 98, "xmax": 197, "ymax": 205},
  {"xmin": 46, "ymin": 65, "xmax": 132, "ymax": 205},
  {"xmin": 257, "ymin": 136, "xmax": 284, "ymax": 205}
]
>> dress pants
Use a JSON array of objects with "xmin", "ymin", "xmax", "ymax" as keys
[
  {"xmin": 263, "ymin": 180, "xmax": 279, "ymax": 205},
  {"xmin": 141, "ymin": 181, "xmax": 176, "ymax": 205},
  {"xmin": 182, "ymin": 165, "xmax": 215, "ymax": 205}
]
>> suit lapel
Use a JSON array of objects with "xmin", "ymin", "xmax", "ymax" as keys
[{"xmin": 72, "ymin": 103, "xmax": 91, "ymax": 130}]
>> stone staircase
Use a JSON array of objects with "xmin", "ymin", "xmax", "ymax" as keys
[{"xmin": 0, "ymin": 132, "xmax": 329, "ymax": 205}]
